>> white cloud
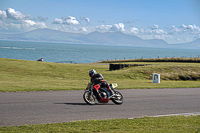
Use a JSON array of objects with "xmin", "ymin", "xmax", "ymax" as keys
[
  {"xmin": 54, "ymin": 23, "xmax": 125, "ymax": 33},
  {"xmin": 187, "ymin": 25, "xmax": 194, "ymax": 29},
  {"xmin": 96, "ymin": 23, "xmax": 125, "ymax": 32},
  {"xmin": 23, "ymin": 20, "xmax": 46, "ymax": 29},
  {"xmin": 129, "ymin": 25, "xmax": 166, "ymax": 35},
  {"xmin": 169, "ymin": 24, "xmax": 200, "ymax": 34},
  {"xmin": 53, "ymin": 16, "xmax": 80, "ymax": 25},
  {"xmin": 186, "ymin": 25, "xmax": 200, "ymax": 34},
  {"xmin": 53, "ymin": 18, "xmax": 63, "ymax": 24},
  {"xmin": 167, "ymin": 24, "xmax": 200, "ymax": 43},
  {"xmin": 64, "ymin": 16, "xmax": 80, "ymax": 25},
  {"xmin": 128, "ymin": 24, "xmax": 177, "ymax": 43},
  {"xmin": 3, "ymin": 20, "xmax": 47, "ymax": 32},
  {"xmin": 137, "ymin": 24, "xmax": 200, "ymax": 43},
  {"xmin": 24, "ymin": 20, "xmax": 36, "ymax": 26},
  {"xmin": 81, "ymin": 27, "xmax": 88, "ymax": 32},
  {"xmin": 80, "ymin": 17, "xmax": 90, "ymax": 24},
  {"xmin": 85, "ymin": 18, "xmax": 90, "ymax": 23},
  {"xmin": 35, "ymin": 22, "xmax": 46, "ymax": 29},
  {"xmin": 110, "ymin": 23, "xmax": 125, "ymax": 32},
  {"xmin": 151, "ymin": 24, "xmax": 158, "ymax": 30},
  {"xmin": 130, "ymin": 27, "xmax": 139, "ymax": 34},
  {"xmin": 96, "ymin": 24, "xmax": 112, "ymax": 31},
  {"xmin": 0, "ymin": 8, "xmax": 46, "ymax": 32},
  {"xmin": 0, "ymin": 10, "xmax": 7, "ymax": 19},
  {"xmin": 180, "ymin": 24, "xmax": 187, "ymax": 30},
  {"xmin": 6, "ymin": 8, "xmax": 30, "ymax": 20},
  {"xmin": 52, "ymin": 24, "xmax": 92, "ymax": 33},
  {"xmin": 150, "ymin": 29, "xmax": 165, "ymax": 34}
]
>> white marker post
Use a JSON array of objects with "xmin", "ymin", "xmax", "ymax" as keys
[{"xmin": 153, "ymin": 73, "xmax": 160, "ymax": 83}]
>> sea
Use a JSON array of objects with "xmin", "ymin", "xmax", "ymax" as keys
[{"xmin": 0, "ymin": 40, "xmax": 200, "ymax": 63}]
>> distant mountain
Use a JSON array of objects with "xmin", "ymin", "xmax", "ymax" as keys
[
  {"xmin": 0, "ymin": 28, "xmax": 199, "ymax": 49},
  {"xmin": 184, "ymin": 38, "xmax": 200, "ymax": 48},
  {"xmin": 168, "ymin": 38, "xmax": 200, "ymax": 49},
  {"xmin": 0, "ymin": 28, "xmax": 85, "ymax": 44}
]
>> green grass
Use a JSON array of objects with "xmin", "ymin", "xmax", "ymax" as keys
[
  {"xmin": 1, "ymin": 115, "xmax": 200, "ymax": 132},
  {"xmin": 1, "ymin": 58, "xmax": 200, "ymax": 92},
  {"xmin": 1, "ymin": 58, "xmax": 200, "ymax": 132}
]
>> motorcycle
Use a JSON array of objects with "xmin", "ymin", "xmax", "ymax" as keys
[{"xmin": 83, "ymin": 82, "xmax": 123, "ymax": 105}]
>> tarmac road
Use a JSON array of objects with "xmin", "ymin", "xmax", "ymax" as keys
[{"xmin": 0, "ymin": 88, "xmax": 200, "ymax": 127}]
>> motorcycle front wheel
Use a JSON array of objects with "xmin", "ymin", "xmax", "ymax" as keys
[
  {"xmin": 111, "ymin": 91, "xmax": 123, "ymax": 105},
  {"xmin": 83, "ymin": 91, "xmax": 96, "ymax": 105}
]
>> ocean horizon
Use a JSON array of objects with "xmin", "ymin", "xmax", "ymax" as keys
[{"xmin": 0, "ymin": 40, "xmax": 200, "ymax": 63}]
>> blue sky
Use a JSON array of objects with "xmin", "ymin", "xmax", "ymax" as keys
[{"xmin": 0, "ymin": 0, "xmax": 199, "ymax": 44}]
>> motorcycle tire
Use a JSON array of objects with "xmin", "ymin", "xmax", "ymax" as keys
[
  {"xmin": 111, "ymin": 91, "xmax": 123, "ymax": 105},
  {"xmin": 83, "ymin": 91, "xmax": 96, "ymax": 105}
]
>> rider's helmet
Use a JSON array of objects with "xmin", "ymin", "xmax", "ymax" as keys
[{"xmin": 89, "ymin": 69, "xmax": 97, "ymax": 77}]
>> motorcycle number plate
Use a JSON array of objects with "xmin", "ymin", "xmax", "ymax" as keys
[{"xmin": 111, "ymin": 83, "xmax": 118, "ymax": 88}]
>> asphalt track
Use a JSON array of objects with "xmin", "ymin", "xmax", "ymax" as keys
[{"xmin": 0, "ymin": 88, "xmax": 200, "ymax": 127}]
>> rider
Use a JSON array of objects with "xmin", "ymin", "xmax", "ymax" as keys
[{"xmin": 88, "ymin": 69, "xmax": 113, "ymax": 97}]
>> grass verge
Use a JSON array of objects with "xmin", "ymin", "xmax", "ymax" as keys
[
  {"xmin": 0, "ymin": 115, "xmax": 200, "ymax": 132},
  {"xmin": 1, "ymin": 58, "xmax": 200, "ymax": 92}
]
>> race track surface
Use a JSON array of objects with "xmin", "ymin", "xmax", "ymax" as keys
[{"xmin": 0, "ymin": 88, "xmax": 200, "ymax": 126}]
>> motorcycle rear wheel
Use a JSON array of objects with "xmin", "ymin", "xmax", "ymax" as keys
[
  {"xmin": 83, "ymin": 91, "xmax": 96, "ymax": 105},
  {"xmin": 111, "ymin": 91, "xmax": 123, "ymax": 105}
]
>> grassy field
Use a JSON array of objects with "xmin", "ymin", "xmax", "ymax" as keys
[
  {"xmin": 1, "ymin": 58, "xmax": 200, "ymax": 132},
  {"xmin": 1, "ymin": 58, "xmax": 200, "ymax": 92},
  {"xmin": 0, "ymin": 115, "xmax": 200, "ymax": 132}
]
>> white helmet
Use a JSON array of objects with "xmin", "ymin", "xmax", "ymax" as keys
[{"xmin": 89, "ymin": 69, "xmax": 96, "ymax": 77}]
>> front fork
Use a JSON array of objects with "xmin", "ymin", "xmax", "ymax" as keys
[{"xmin": 86, "ymin": 84, "xmax": 94, "ymax": 96}]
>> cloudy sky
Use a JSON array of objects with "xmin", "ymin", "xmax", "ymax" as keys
[{"xmin": 0, "ymin": 0, "xmax": 199, "ymax": 44}]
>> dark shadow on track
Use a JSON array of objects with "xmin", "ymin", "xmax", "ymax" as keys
[
  {"xmin": 54, "ymin": 102, "xmax": 116, "ymax": 105},
  {"xmin": 54, "ymin": 102, "xmax": 87, "ymax": 105}
]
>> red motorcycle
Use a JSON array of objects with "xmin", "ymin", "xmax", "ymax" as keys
[{"xmin": 83, "ymin": 83, "xmax": 123, "ymax": 105}]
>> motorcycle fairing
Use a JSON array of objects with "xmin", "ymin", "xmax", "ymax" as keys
[
  {"xmin": 99, "ymin": 98, "xmax": 109, "ymax": 103},
  {"xmin": 93, "ymin": 84, "xmax": 109, "ymax": 103},
  {"xmin": 93, "ymin": 84, "xmax": 100, "ymax": 91}
]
